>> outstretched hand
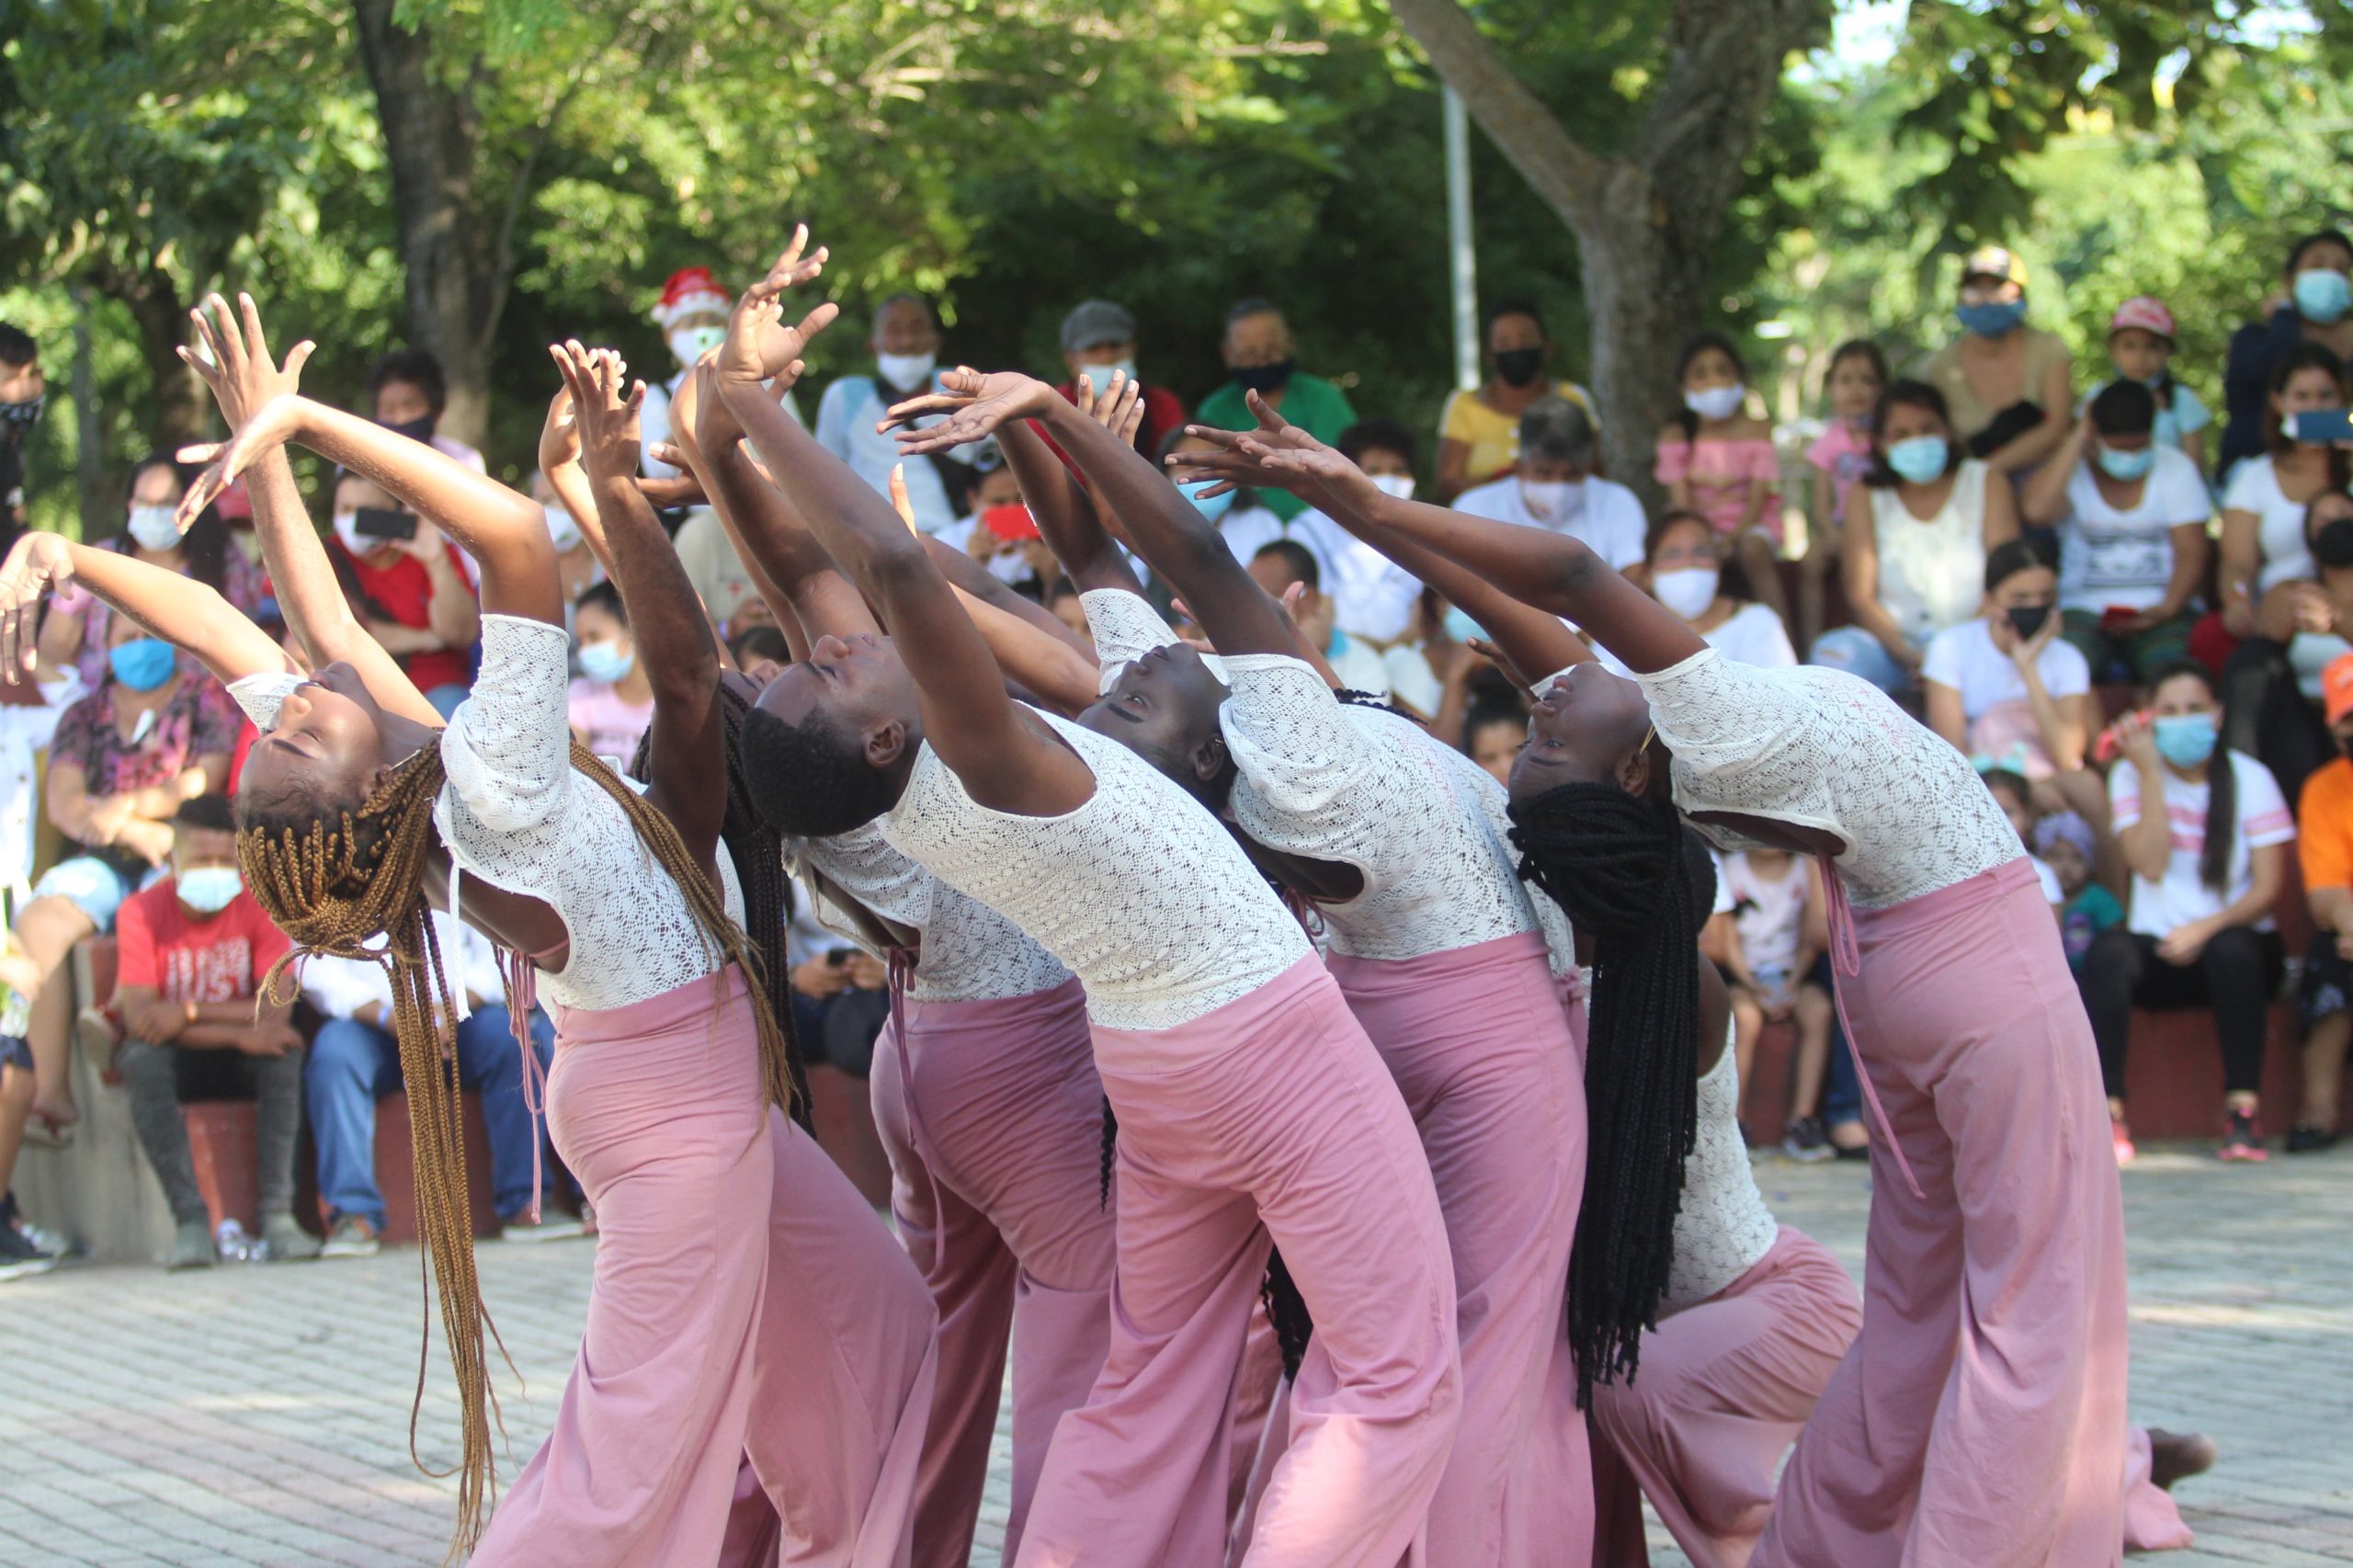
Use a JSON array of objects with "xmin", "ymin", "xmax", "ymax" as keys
[
  {"xmin": 1072, "ymin": 368, "xmax": 1146, "ymax": 449},
  {"xmin": 181, "ymin": 291, "xmax": 314, "ymax": 433},
  {"xmin": 549, "ymin": 342, "xmax": 646, "ymax": 485},
  {"xmin": 539, "ymin": 384, "xmax": 581, "ymax": 476},
  {"xmin": 880, "ymin": 369, "xmax": 1057, "ymax": 456},
  {"xmin": 0, "ymin": 533, "xmax": 74, "ymax": 682},
  {"xmin": 1167, "ymin": 392, "xmax": 1373, "ymax": 514},
  {"xmin": 719, "ymin": 226, "xmax": 838, "ymax": 389}
]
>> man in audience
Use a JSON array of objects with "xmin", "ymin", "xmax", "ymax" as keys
[
  {"xmin": 1451, "ymin": 396, "xmax": 1647, "ymax": 572},
  {"xmin": 1195, "ymin": 298, "xmax": 1358, "ymax": 520},
  {"xmin": 301, "ymin": 912, "xmax": 568, "ymax": 1257},
  {"xmin": 2291, "ymin": 652, "xmax": 2353, "ymax": 1153},
  {"xmin": 813, "ymin": 293, "xmax": 967, "ymax": 532},
  {"xmin": 108, "ymin": 795, "xmax": 317, "ymax": 1268},
  {"xmin": 0, "ymin": 321, "xmax": 41, "ymax": 553},
  {"xmin": 1054, "ymin": 300, "xmax": 1186, "ymax": 456}
]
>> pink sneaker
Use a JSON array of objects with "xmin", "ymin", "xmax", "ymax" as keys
[
  {"xmin": 2111, "ymin": 1115, "xmax": 2136, "ymax": 1167},
  {"xmin": 2219, "ymin": 1108, "xmax": 2268, "ymax": 1163}
]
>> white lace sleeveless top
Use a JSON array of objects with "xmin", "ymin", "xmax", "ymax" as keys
[
  {"xmin": 1636, "ymin": 647, "xmax": 2018, "ymax": 910},
  {"xmin": 795, "ymin": 824, "xmax": 1073, "ymax": 1005},
  {"xmin": 881, "ymin": 707, "xmax": 1310, "ymax": 1031},
  {"xmin": 230, "ymin": 615, "xmax": 744, "ymax": 1011},
  {"xmin": 1665, "ymin": 1025, "xmax": 1779, "ymax": 1312}
]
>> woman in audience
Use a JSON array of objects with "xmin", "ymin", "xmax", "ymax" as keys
[
  {"xmin": 1908, "ymin": 245, "xmax": 2074, "ymax": 481},
  {"xmin": 2086, "ymin": 663, "xmax": 2295, "ymax": 1164},
  {"xmin": 1656, "ymin": 334, "xmax": 1787, "ymax": 625},
  {"xmin": 2222, "ymin": 230, "xmax": 2353, "ymax": 478},
  {"xmin": 1435, "ymin": 299, "xmax": 1600, "ymax": 503},
  {"xmin": 566, "ymin": 580, "xmax": 654, "ymax": 767},
  {"xmin": 1810, "ymin": 380, "xmax": 2018, "ymax": 693},
  {"xmin": 326, "ymin": 466, "xmax": 482, "ymax": 718},
  {"xmin": 1800, "ymin": 339, "xmax": 1886, "ymax": 651}
]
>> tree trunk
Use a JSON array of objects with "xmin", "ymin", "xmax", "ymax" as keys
[
  {"xmin": 351, "ymin": 0, "xmax": 494, "ymax": 449},
  {"xmin": 1574, "ymin": 188, "xmax": 1714, "ymax": 504},
  {"xmin": 119, "ymin": 268, "xmax": 207, "ymax": 450},
  {"xmin": 69, "ymin": 289, "xmax": 108, "ymax": 540}
]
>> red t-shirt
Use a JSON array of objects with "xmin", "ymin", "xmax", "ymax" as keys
[
  {"xmin": 113, "ymin": 879, "xmax": 290, "ymax": 1005},
  {"xmin": 334, "ymin": 538, "xmax": 476, "ymax": 696}
]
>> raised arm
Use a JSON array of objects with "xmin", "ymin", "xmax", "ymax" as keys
[
  {"xmin": 993, "ymin": 390, "xmax": 1144, "ymax": 597},
  {"xmin": 717, "ymin": 268, "xmax": 1091, "ymax": 815},
  {"xmin": 0, "ymin": 534, "xmax": 287, "ymax": 689},
  {"xmin": 553, "ymin": 344, "xmax": 725, "ymax": 876}
]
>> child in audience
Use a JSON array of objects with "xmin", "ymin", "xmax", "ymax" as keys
[
  {"xmin": 1801, "ymin": 339, "xmax": 1887, "ymax": 649},
  {"xmin": 2036, "ymin": 810, "xmax": 2123, "ymax": 974},
  {"xmin": 1712, "ymin": 849, "xmax": 1831, "ymax": 1152},
  {"xmin": 2090, "ymin": 297, "xmax": 2211, "ymax": 472},
  {"xmin": 565, "ymin": 580, "xmax": 654, "ymax": 768},
  {"xmin": 1461, "ymin": 699, "xmax": 1529, "ymax": 789},
  {"xmin": 1982, "ymin": 767, "xmax": 2065, "ymax": 916},
  {"xmin": 1657, "ymin": 333, "xmax": 1788, "ymax": 625}
]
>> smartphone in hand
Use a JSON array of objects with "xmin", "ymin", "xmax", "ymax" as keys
[{"xmin": 2290, "ymin": 408, "xmax": 2353, "ymax": 447}]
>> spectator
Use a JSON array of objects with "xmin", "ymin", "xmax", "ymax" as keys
[
  {"xmin": 567, "ymin": 581, "xmax": 654, "ymax": 767},
  {"xmin": 785, "ymin": 903, "xmax": 888, "ymax": 1082},
  {"xmin": 1243, "ymin": 419, "xmax": 1428, "ymax": 648},
  {"xmin": 527, "ymin": 467, "xmax": 607, "ymax": 629},
  {"xmin": 1046, "ymin": 576, "xmax": 1089, "ymax": 640},
  {"xmin": 813, "ymin": 293, "xmax": 967, "ymax": 533},
  {"xmin": 2023, "ymin": 381, "xmax": 2211, "ymax": 684},
  {"xmin": 39, "ymin": 454, "xmax": 261, "ymax": 688},
  {"xmin": 0, "ymin": 320, "xmax": 40, "ymax": 552},
  {"xmin": 2087, "ymin": 664, "xmax": 2295, "ymax": 1164},
  {"xmin": 1453, "ymin": 396, "xmax": 1646, "ymax": 572},
  {"xmin": 1811, "ymin": 379, "xmax": 2019, "ymax": 694},
  {"xmin": 1163, "ymin": 427, "xmax": 1290, "ymax": 585},
  {"xmin": 1712, "ymin": 850, "xmax": 1836, "ymax": 1159},
  {"xmin": 1194, "ymin": 298, "xmax": 1358, "ymax": 520},
  {"xmin": 1908, "ymin": 244, "xmax": 2075, "ymax": 481},
  {"xmin": 1434, "ymin": 298, "xmax": 1600, "ymax": 503},
  {"xmin": 1801, "ymin": 339, "xmax": 1888, "ymax": 651},
  {"xmin": 2035, "ymin": 809, "xmax": 2123, "ymax": 977},
  {"xmin": 1245, "ymin": 540, "xmax": 1393, "ymax": 699},
  {"xmin": 1054, "ymin": 301, "xmax": 1185, "ymax": 458},
  {"xmin": 1923, "ymin": 540, "xmax": 2097, "ymax": 791},
  {"xmin": 367, "ymin": 347, "xmax": 485, "ymax": 475},
  {"xmin": 931, "ymin": 448, "xmax": 1021, "ymax": 557},
  {"xmin": 1982, "ymin": 767, "xmax": 2066, "ymax": 915},
  {"xmin": 641, "ymin": 265, "xmax": 802, "ymax": 484},
  {"xmin": 0, "ymin": 650, "xmax": 79, "ymax": 1282},
  {"xmin": 1461, "ymin": 696, "xmax": 1529, "ymax": 788},
  {"xmin": 2290, "ymin": 651, "xmax": 2353, "ymax": 1153},
  {"xmin": 2220, "ymin": 229, "xmax": 2353, "ymax": 480},
  {"xmin": 727, "ymin": 622, "xmax": 790, "ymax": 682},
  {"xmin": 1597, "ymin": 509, "xmax": 1795, "ymax": 675},
  {"xmin": 0, "ymin": 612, "xmax": 238, "ymax": 1153},
  {"xmin": 2086, "ymin": 296, "xmax": 2211, "ymax": 473},
  {"xmin": 327, "ymin": 470, "xmax": 480, "ymax": 717},
  {"xmin": 301, "ymin": 912, "xmax": 568, "ymax": 1256},
  {"xmin": 105, "ymin": 795, "xmax": 316, "ymax": 1269},
  {"xmin": 1656, "ymin": 333, "xmax": 1788, "ymax": 626}
]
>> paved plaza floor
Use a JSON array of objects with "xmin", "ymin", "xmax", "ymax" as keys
[{"xmin": 1, "ymin": 1143, "xmax": 2347, "ymax": 1565}]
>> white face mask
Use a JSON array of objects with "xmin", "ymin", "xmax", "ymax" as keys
[
  {"xmin": 1368, "ymin": 472, "xmax": 1416, "ymax": 501},
  {"xmin": 1652, "ymin": 565, "xmax": 1721, "ymax": 619},
  {"xmin": 1078, "ymin": 360, "xmax": 1137, "ymax": 395},
  {"xmin": 875, "ymin": 351, "xmax": 938, "ymax": 391},
  {"xmin": 669, "ymin": 324, "xmax": 726, "ymax": 369},
  {"xmin": 1520, "ymin": 479, "xmax": 1581, "ymax": 521},
  {"xmin": 1684, "ymin": 383, "xmax": 1747, "ymax": 422},
  {"xmin": 332, "ymin": 510, "xmax": 371, "ymax": 557},
  {"xmin": 542, "ymin": 503, "xmax": 582, "ymax": 554},
  {"xmin": 174, "ymin": 864, "xmax": 244, "ymax": 915},
  {"xmin": 126, "ymin": 504, "xmax": 182, "ymax": 552}
]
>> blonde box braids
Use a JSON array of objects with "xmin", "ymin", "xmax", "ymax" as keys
[{"xmin": 241, "ymin": 734, "xmax": 794, "ymax": 1559}]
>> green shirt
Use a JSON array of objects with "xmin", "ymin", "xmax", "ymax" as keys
[{"xmin": 1196, "ymin": 372, "xmax": 1359, "ymax": 520}]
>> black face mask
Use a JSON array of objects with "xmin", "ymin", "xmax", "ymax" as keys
[
  {"xmin": 0, "ymin": 394, "xmax": 42, "ymax": 437},
  {"xmin": 2006, "ymin": 604, "xmax": 2052, "ymax": 640},
  {"xmin": 1494, "ymin": 347, "xmax": 1545, "ymax": 389},
  {"xmin": 1231, "ymin": 358, "xmax": 1294, "ymax": 395},
  {"xmin": 380, "ymin": 414, "xmax": 436, "ymax": 444}
]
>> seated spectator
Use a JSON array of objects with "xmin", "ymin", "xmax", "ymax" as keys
[
  {"xmin": 1194, "ymin": 297, "xmax": 1359, "ymax": 520},
  {"xmin": 1245, "ymin": 540, "xmax": 1392, "ymax": 700},
  {"xmin": 301, "ymin": 912, "xmax": 567, "ymax": 1256},
  {"xmin": 2220, "ymin": 229, "xmax": 2353, "ymax": 479},
  {"xmin": 368, "ymin": 347, "xmax": 485, "ymax": 474},
  {"xmin": 104, "ymin": 795, "xmax": 315, "ymax": 1269},
  {"xmin": 0, "ymin": 658, "xmax": 78, "ymax": 1282},
  {"xmin": 327, "ymin": 469, "xmax": 480, "ymax": 717},
  {"xmin": 2288, "ymin": 652, "xmax": 2353, "ymax": 1153},
  {"xmin": 785, "ymin": 897, "xmax": 888, "ymax": 1081},
  {"xmin": 2036, "ymin": 809, "xmax": 2123, "ymax": 977},
  {"xmin": 1435, "ymin": 298, "xmax": 1599, "ymax": 502},
  {"xmin": 1046, "ymin": 576, "xmax": 1089, "ymax": 640},
  {"xmin": 1252, "ymin": 419, "xmax": 1428, "ymax": 648},
  {"xmin": 567, "ymin": 581, "xmax": 654, "ymax": 767},
  {"xmin": 2023, "ymin": 381, "xmax": 2211, "ymax": 684},
  {"xmin": 0, "ymin": 613, "xmax": 238, "ymax": 1151},
  {"xmin": 1164, "ymin": 427, "xmax": 1290, "ymax": 583},
  {"xmin": 1712, "ymin": 849, "xmax": 1836, "ymax": 1158},
  {"xmin": 1982, "ymin": 767, "xmax": 2066, "ymax": 915},
  {"xmin": 1811, "ymin": 379, "xmax": 2019, "ymax": 694},
  {"xmin": 1800, "ymin": 338, "xmax": 1888, "ymax": 650},
  {"xmin": 0, "ymin": 320, "xmax": 42, "ymax": 551},
  {"xmin": 1656, "ymin": 332, "xmax": 1788, "ymax": 624},
  {"xmin": 727, "ymin": 622, "xmax": 790, "ymax": 683},
  {"xmin": 2086, "ymin": 296, "xmax": 2211, "ymax": 472},
  {"xmin": 931, "ymin": 449, "xmax": 1025, "ymax": 565},
  {"xmin": 813, "ymin": 293, "xmax": 967, "ymax": 533},
  {"xmin": 1923, "ymin": 542, "xmax": 2102, "ymax": 829},
  {"xmin": 1908, "ymin": 244, "xmax": 2074, "ymax": 481},
  {"xmin": 1055, "ymin": 300, "xmax": 1185, "ymax": 457},
  {"xmin": 527, "ymin": 467, "xmax": 606, "ymax": 629},
  {"xmin": 1460, "ymin": 696, "xmax": 1529, "ymax": 788},
  {"xmin": 1453, "ymin": 396, "xmax": 1646, "ymax": 572},
  {"xmin": 2086, "ymin": 664, "xmax": 2295, "ymax": 1164},
  {"xmin": 39, "ymin": 455, "xmax": 261, "ymax": 687},
  {"xmin": 1597, "ymin": 509, "xmax": 1795, "ymax": 676},
  {"xmin": 2221, "ymin": 495, "xmax": 2353, "ymax": 811}
]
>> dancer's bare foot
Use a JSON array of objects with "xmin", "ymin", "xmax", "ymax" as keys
[{"xmin": 2148, "ymin": 1428, "xmax": 2218, "ymax": 1491}]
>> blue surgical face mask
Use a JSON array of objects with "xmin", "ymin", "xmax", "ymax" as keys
[
  {"xmin": 2096, "ymin": 443, "xmax": 2156, "ymax": 481},
  {"xmin": 108, "ymin": 637, "xmax": 176, "ymax": 692},
  {"xmin": 175, "ymin": 865, "xmax": 244, "ymax": 915},
  {"xmin": 2153, "ymin": 710, "xmax": 2218, "ymax": 769},
  {"xmin": 1442, "ymin": 606, "xmax": 1481, "ymax": 643},
  {"xmin": 1884, "ymin": 436, "xmax": 1949, "ymax": 484},
  {"xmin": 1079, "ymin": 360, "xmax": 1136, "ymax": 395},
  {"xmin": 1179, "ymin": 479, "xmax": 1233, "ymax": 525},
  {"xmin": 1956, "ymin": 298, "xmax": 2028, "ymax": 337},
  {"xmin": 2293, "ymin": 267, "xmax": 2352, "ymax": 325},
  {"xmin": 578, "ymin": 639, "xmax": 635, "ymax": 685}
]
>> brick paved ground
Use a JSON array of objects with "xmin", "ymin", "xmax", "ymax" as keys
[{"xmin": 2, "ymin": 1143, "xmax": 2347, "ymax": 1566}]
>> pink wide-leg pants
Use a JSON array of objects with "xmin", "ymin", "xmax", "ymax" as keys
[
  {"xmin": 1016, "ymin": 955, "xmax": 1461, "ymax": 1568},
  {"xmin": 1753, "ymin": 858, "xmax": 2129, "ymax": 1568},
  {"xmin": 866, "ymin": 977, "xmax": 1116, "ymax": 1568},
  {"xmin": 1325, "ymin": 931, "xmax": 1589, "ymax": 1568}
]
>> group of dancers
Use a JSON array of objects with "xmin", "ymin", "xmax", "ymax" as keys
[{"xmin": 0, "ymin": 232, "xmax": 2210, "ymax": 1566}]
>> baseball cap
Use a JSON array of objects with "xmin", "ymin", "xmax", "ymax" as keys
[
  {"xmin": 2109, "ymin": 296, "xmax": 2177, "ymax": 340},
  {"xmin": 2326, "ymin": 651, "xmax": 2353, "ymax": 725},
  {"xmin": 1061, "ymin": 301, "xmax": 1136, "ymax": 355},
  {"xmin": 1961, "ymin": 245, "xmax": 2028, "ymax": 288}
]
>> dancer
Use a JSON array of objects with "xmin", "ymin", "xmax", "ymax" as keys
[
  {"xmin": 1181, "ymin": 394, "xmax": 2130, "ymax": 1568},
  {"xmin": 653, "ymin": 329, "xmax": 1115, "ymax": 1568},
  {"xmin": 889, "ymin": 365, "xmax": 1593, "ymax": 1565},
  {"xmin": 716, "ymin": 270, "xmax": 1461, "ymax": 1568}
]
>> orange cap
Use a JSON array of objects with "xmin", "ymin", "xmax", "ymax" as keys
[{"xmin": 2325, "ymin": 651, "xmax": 2353, "ymax": 725}]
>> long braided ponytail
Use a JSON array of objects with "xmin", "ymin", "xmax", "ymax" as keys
[
  {"xmin": 1507, "ymin": 779, "xmax": 1700, "ymax": 1408},
  {"xmin": 240, "ymin": 735, "xmax": 795, "ymax": 1558}
]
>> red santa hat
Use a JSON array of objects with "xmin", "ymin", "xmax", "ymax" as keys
[{"xmin": 653, "ymin": 267, "xmax": 731, "ymax": 328}]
